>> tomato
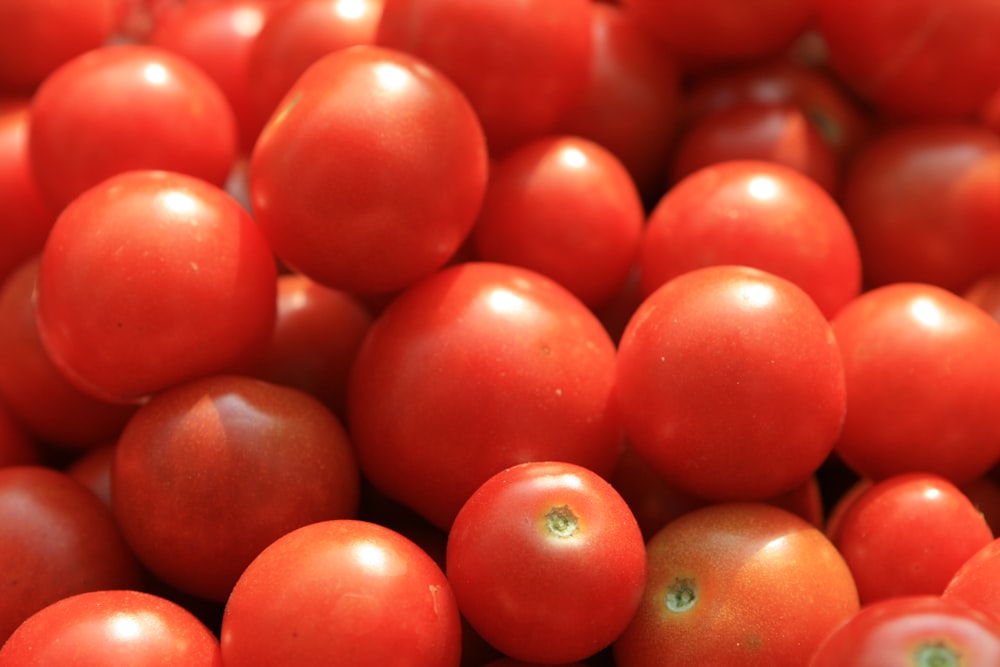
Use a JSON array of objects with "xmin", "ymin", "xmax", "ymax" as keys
[
  {"xmin": 28, "ymin": 44, "xmax": 238, "ymax": 213},
  {"xmin": 0, "ymin": 402, "xmax": 38, "ymax": 468},
  {"xmin": 808, "ymin": 596, "xmax": 1000, "ymax": 667},
  {"xmin": 639, "ymin": 160, "xmax": 861, "ymax": 319},
  {"xmin": 614, "ymin": 502, "xmax": 859, "ymax": 667},
  {"xmin": 376, "ymin": 0, "xmax": 593, "ymax": 155},
  {"xmin": 348, "ymin": 262, "xmax": 622, "ymax": 530},
  {"xmin": 0, "ymin": 589, "xmax": 222, "ymax": 667},
  {"xmin": 250, "ymin": 45, "xmax": 488, "ymax": 294},
  {"xmin": 35, "ymin": 170, "xmax": 277, "ymax": 403},
  {"xmin": 829, "ymin": 473, "xmax": 993, "ymax": 604},
  {"xmin": 617, "ymin": 265, "xmax": 846, "ymax": 501},
  {"xmin": 818, "ymin": 0, "xmax": 1000, "ymax": 119},
  {"xmin": 965, "ymin": 272, "xmax": 1000, "ymax": 323},
  {"xmin": 65, "ymin": 442, "xmax": 116, "ymax": 509},
  {"xmin": 446, "ymin": 461, "xmax": 646, "ymax": 664},
  {"xmin": 0, "ymin": 466, "xmax": 144, "ymax": 644},
  {"xmin": 470, "ymin": 135, "xmax": 645, "ymax": 309},
  {"xmin": 944, "ymin": 537, "xmax": 1000, "ymax": 625},
  {"xmin": 840, "ymin": 122, "xmax": 1000, "ymax": 293},
  {"xmin": 112, "ymin": 374, "xmax": 360, "ymax": 602},
  {"xmin": 220, "ymin": 519, "xmax": 462, "ymax": 666},
  {"xmin": 831, "ymin": 282, "xmax": 1000, "ymax": 483},
  {"xmin": 246, "ymin": 0, "xmax": 384, "ymax": 145}
]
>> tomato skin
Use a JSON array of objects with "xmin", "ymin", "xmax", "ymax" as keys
[
  {"xmin": 0, "ymin": 466, "xmax": 144, "ymax": 644},
  {"xmin": 614, "ymin": 502, "xmax": 859, "ymax": 667},
  {"xmin": 0, "ymin": 402, "xmax": 38, "ymax": 468},
  {"xmin": 35, "ymin": 170, "xmax": 277, "ymax": 403},
  {"xmin": 220, "ymin": 519, "xmax": 462, "ymax": 667},
  {"xmin": 944, "ymin": 538, "xmax": 1000, "ymax": 625},
  {"xmin": 808, "ymin": 596, "xmax": 1000, "ymax": 667},
  {"xmin": 28, "ymin": 44, "xmax": 238, "ymax": 213},
  {"xmin": 250, "ymin": 45, "xmax": 488, "ymax": 294},
  {"xmin": 831, "ymin": 283, "xmax": 1000, "ymax": 483},
  {"xmin": 348, "ymin": 262, "xmax": 622, "ymax": 530},
  {"xmin": 0, "ymin": 589, "xmax": 222, "ymax": 667},
  {"xmin": 446, "ymin": 461, "xmax": 646, "ymax": 664},
  {"xmin": 112, "ymin": 374, "xmax": 361, "ymax": 602},
  {"xmin": 617, "ymin": 265, "xmax": 846, "ymax": 501}
]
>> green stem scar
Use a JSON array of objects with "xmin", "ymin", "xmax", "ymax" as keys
[
  {"xmin": 545, "ymin": 505, "xmax": 578, "ymax": 538},
  {"xmin": 665, "ymin": 577, "xmax": 698, "ymax": 613},
  {"xmin": 915, "ymin": 641, "xmax": 960, "ymax": 667}
]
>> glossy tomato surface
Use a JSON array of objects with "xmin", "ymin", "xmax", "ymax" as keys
[
  {"xmin": 221, "ymin": 519, "xmax": 462, "ymax": 666},
  {"xmin": 446, "ymin": 461, "xmax": 646, "ymax": 664},
  {"xmin": 348, "ymin": 262, "xmax": 622, "ymax": 530},
  {"xmin": 617, "ymin": 265, "xmax": 846, "ymax": 501},
  {"xmin": 944, "ymin": 538, "xmax": 1000, "ymax": 625},
  {"xmin": 36, "ymin": 170, "xmax": 277, "ymax": 402}
]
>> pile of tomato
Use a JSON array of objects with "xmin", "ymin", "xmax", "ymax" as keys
[{"xmin": 4, "ymin": 0, "xmax": 1000, "ymax": 664}]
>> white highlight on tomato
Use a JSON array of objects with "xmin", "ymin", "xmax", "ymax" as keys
[
  {"xmin": 910, "ymin": 297, "xmax": 944, "ymax": 328},
  {"xmin": 747, "ymin": 175, "xmax": 779, "ymax": 201},
  {"xmin": 142, "ymin": 63, "xmax": 169, "ymax": 86}
]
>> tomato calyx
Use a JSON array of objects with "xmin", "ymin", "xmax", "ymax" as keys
[
  {"xmin": 665, "ymin": 577, "xmax": 698, "ymax": 613},
  {"xmin": 544, "ymin": 505, "xmax": 579, "ymax": 539},
  {"xmin": 914, "ymin": 640, "xmax": 961, "ymax": 667}
]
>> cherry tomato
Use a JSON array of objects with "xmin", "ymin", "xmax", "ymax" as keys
[
  {"xmin": 0, "ymin": 589, "xmax": 222, "ymax": 667},
  {"xmin": 639, "ymin": 160, "xmax": 861, "ymax": 319},
  {"xmin": 614, "ymin": 502, "xmax": 859, "ymax": 667},
  {"xmin": 808, "ymin": 596, "xmax": 1000, "ymax": 667},
  {"xmin": 250, "ymin": 45, "xmax": 488, "ymax": 294},
  {"xmin": 28, "ymin": 44, "xmax": 238, "ymax": 213},
  {"xmin": 112, "ymin": 374, "xmax": 360, "ymax": 601},
  {"xmin": 829, "ymin": 473, "xmax": 993, "ymax": 604},
  {"xmin": 36, "ymin": 170, "xmax": 277, "ymax": 402},
  {"xmin": 446, "ymin": 461, "xmax": 646, "ymax": 664},
  {"xmin": 376, "ymin": 0, "xmax": 592, "ymax": 155},
  {"xmin": 944, "ymin": 538, "xmax": 1000, "ymax": 625},
  {"xmin": 65, "ymin": 442, "xmax": 116, "ymax": 509},
  {"xmin": 831, "ymin": 282, "xmax": 1000, "ymax": 483},
  {"xmin": 348, "ymin": 262, "xmax": 622, "ymax": 530},
  {"xmin": 617, "ymin": 265, "xmax": 846, "ymax": 501},
  {"xmin": 221, "ymin": 519, "xmax": 462, "ymax": 666},
  {"xmin": 470, "ymin": 135, "xmax": 645, "ymax": 308}
]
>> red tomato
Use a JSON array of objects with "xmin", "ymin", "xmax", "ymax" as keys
[
  {"xmin": 0, "ymin": 590, "xmax": 222, "ymax": 667},
  {"xmin": 376, "ymin": 0, "xmax": 593, "ymax": 155},
  {"xmin": 250, "ymin": 45, "xmax": 488, "ymax": 294},
  {"xmin": 446, "ymin": 461, "xmax": 646, "ymax": 664},
  {"xmin": 614, "ymin": 502, "xmax": 859, "ymax": 667},
  {"xmin": 470, "ymin": 136, "xmax": 645, "ymax": 308},
  {"xmin": 829, "ymin": 473, "xmax": 993, "ymax": 604},
  {"xmin": 831, "ymin": 283, "xmax": 1000, "ymax": 483},
  {"xmin": 965, "ymin": 272, "xmax": 1000, "ymax": 322},
  {"xmin": 0, "ymin": 466, "xmax": 144, "ymax": 644},
  {"xmin": 639, "ymin": 160, "xmax": 861, "ymax": 319},
  {"xmin": 35, "ymin": 170, "xmax": 277, "ymax": 402},
  {"xmin": 112, "ymin": 374, "xmax": 360, "ymax": 601},
  {"xmin": 28, "ymin": 44, "xmax": 238, "ymax": 213},
  {"xmin": 840, "ymin": 122, "xmax": 1000, "ymax": 293},
  {"xmin": 65, "ymin": 442, "xmax": 116, "ymax": 509},
  {"xmin": 818, "ymin": 0, "xmax": 1000, "ymax": 118},
  {"xmin": 221, "ymin": 519, "xmax": 462, "ymax": 666},
  {"xmin": 617, "ymin": 265, "xmax": 846, "ymax": 501},
  {"xmin": 0, "ymin": 402, "xmax": 38, "ymax": 468},
  {"xmin": 944, "ymin": 537, "xmax": 1000, "ymax": 626},
  {"xmin": 348, "ymin": 262, "xmax": 622, "ymax": 530},
  {"xmin": 808, "ymin": 596, "xmax": 1000, "ymax": 667}
]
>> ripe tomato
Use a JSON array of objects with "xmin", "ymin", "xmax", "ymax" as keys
[
  {"xmin": 250, "ymin": 45, "xmax": 488, "ymax": 294},
  {"xmin": 614, "ymin": 502, "xmax": 859, "ymax": 666},
  {"xmin": 0, "ymin": 590, "xmax": 222, "ymax": 667},
  {"xmin": 831, "ymin": 282, "xmax": 1000, "ymax": 483},
  {"xmin": 35, "ymin": 170, "xmax": 277, "ymax": 402},
  {"xmin": 944, "ymin": 538, "xmax": 1000, "ymax": 625},
  {"xmin": 112, "ymin": 374, "xmax": 360, "ymax": 602},
  {"xmin": 0, "ymin": 402, "xmax": 38, "ymax": 468},
  {"xmin": 808, "ymin": 596, "xmax": 1000, "ymax": 667},
  {"xmin": 348, "ymin": 262, "xmax": 622, "ymax": 530},
  {"xmin": 828, "ymin": 473, "xmax": 993, "ymax": 604},
  {"xmin": 639, "ymin": 160, "xmax": 861, "ymax": 319},
  {"xmin": 617, "ymin": 265, "xmax": 846, "ymax": 501},
  {"xmin": 446, "ymin": 461, "xmax": 646, "ymax": 664},
  {"xmin": 220, "ymin": 519, "xmax": 462, "ymax": 666},
  {"xmin": 28, "ymin": 44, "xmax": 238, "ymax": 212}
]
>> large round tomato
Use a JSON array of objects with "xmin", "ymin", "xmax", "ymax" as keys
[
  {"xmin": 616, "ymin": 265, "xmax": 846, "ymax": 501},
  {"xmin": 446, "ymin": 461, "xmax": 646, "ymax": 664},
  {"xmin": 220, "ymin": 519, "xmax": 462, "ymax": 666},
  {"xmin": 614, "ymin": 502, "xmax": 859, "ymax": 666},
  {"xmin": 250, "ymin": 45, "xmax": 488, "ymax": 294},
  {"xmin": 348, "ymin": 261, "xmax": 622, "ymax": 530},
  {"xmin": 35, "ymin": 170, "xmax": 277, "ymax": 402},
  {"xmin": 0, "ymin": 590, "xmax": 222, "ymax": 667}
]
